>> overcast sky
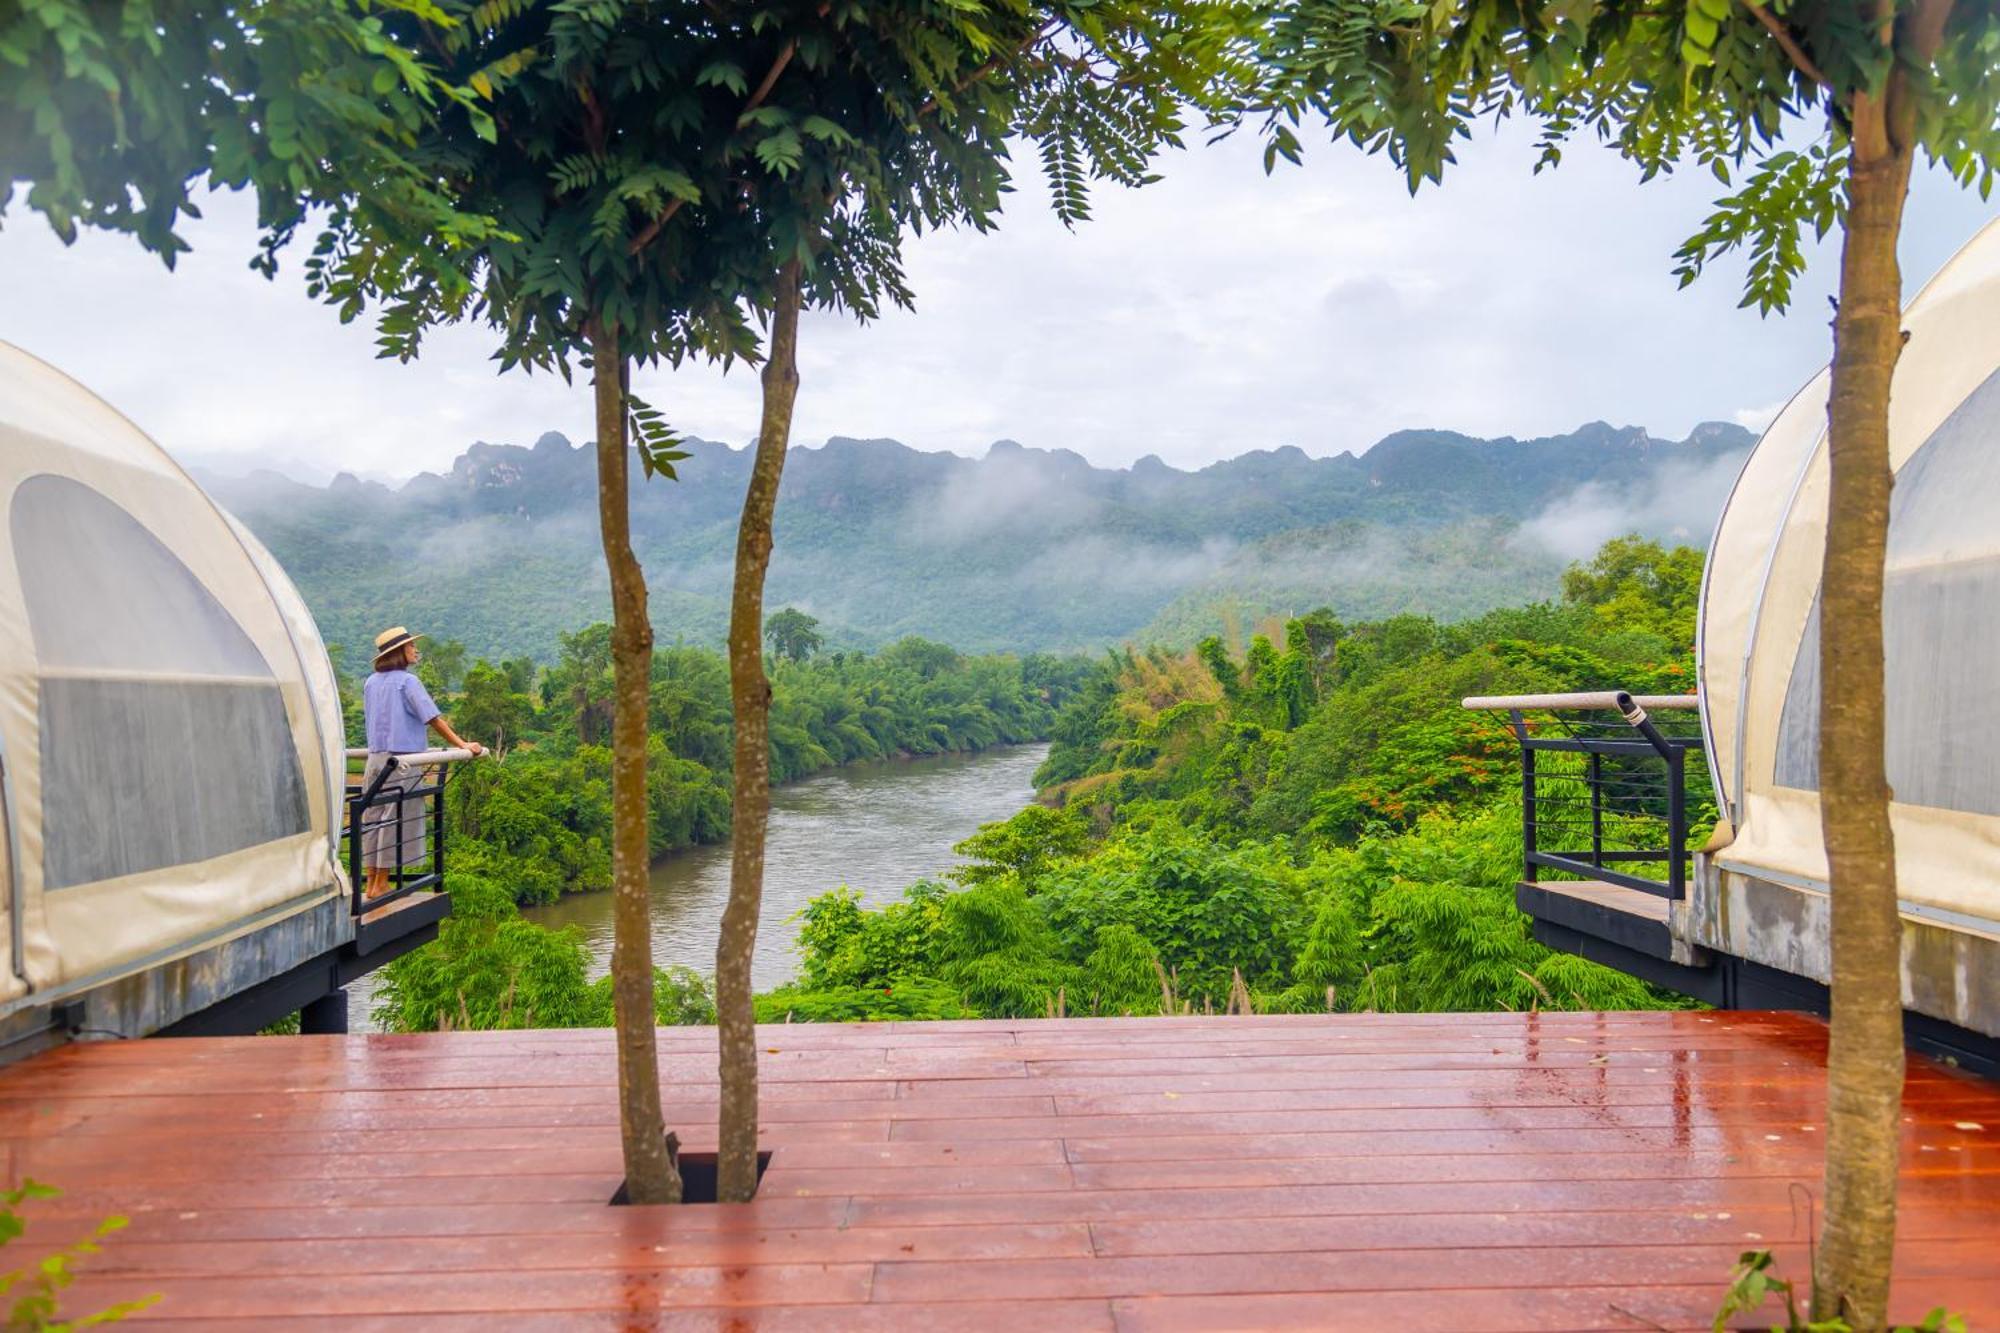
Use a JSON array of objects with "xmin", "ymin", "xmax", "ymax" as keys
[{"xmin": 3, "ymin": 123, "xmax": 1992, "ymax": 483}]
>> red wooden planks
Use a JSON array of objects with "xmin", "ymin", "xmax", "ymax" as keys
[{"xmin": 0, "ymin": 1010, "xmax": 1992, "ymax": 1329}]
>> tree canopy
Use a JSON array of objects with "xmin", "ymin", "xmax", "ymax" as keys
[
  {"xmin": 1256, "ymin": 0, "xmax": 1998, "ymax": 311},
  {"xmin": 300, "ymin": 0, "xmax": 1240, "ymax": 425},
  {"xmin": 0, "ymin": 0, "xmax": 499, "ymax": 271},
  {"xmin": 764, "ymin": 607, "xmax": 823, "ymax": 663}
]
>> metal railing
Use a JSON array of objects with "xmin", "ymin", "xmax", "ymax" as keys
[
  {"xmin": 341, "ymin": 748, "xmax": 473, "ymax": 917},
  {"xmin": 1462, "ymin": 693, "xmax": 1705, "ymax": 901}
]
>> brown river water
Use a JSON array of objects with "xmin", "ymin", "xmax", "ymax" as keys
[{"xmin": 347, "ymin": 741, "xmax": 1047, "ymax": 1028}]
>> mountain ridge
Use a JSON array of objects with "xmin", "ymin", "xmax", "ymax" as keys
[{"xmin": 203, "ymin": 419, "xmax": 1755, "ymax": 666}]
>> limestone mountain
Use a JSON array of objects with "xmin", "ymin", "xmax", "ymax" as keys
[{"xmin": 203, "ymin": 420, "xmax": 1754, "ymax": 664}]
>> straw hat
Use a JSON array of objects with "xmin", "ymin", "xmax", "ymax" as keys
[{"xmin": 372, "ymin": 625, "xmax": 424, "ymax": 666}]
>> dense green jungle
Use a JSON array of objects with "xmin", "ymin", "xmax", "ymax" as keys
[
  {"xmin": 212, "ymin": 419, "xmax": 1751, "ymax": 662},
  {"xmin": 371, "ymin": 536, "xmax": 1710, "ymax": 1032}
]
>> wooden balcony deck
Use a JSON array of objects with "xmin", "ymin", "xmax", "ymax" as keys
[{"xmin": 2, "ymin": 1011, "xmax": 1996, "ymax": 1329}]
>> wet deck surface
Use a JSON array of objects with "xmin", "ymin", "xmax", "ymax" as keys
[{"xmin": 2, "ymin": 1011, "xmax": 1995, "ymax": 1329}]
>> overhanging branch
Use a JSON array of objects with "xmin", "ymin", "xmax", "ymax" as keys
[
  {"xmin": 1743, "ymin": 1, "xmax": 1832, "ymax": 92},
  {"xmin": 919, "ymin": 20, "xmax": 1058, "ymax": 118},
  {"xmin": 738, "ymin": 40, "xmax": 798, "ymax": 127}
]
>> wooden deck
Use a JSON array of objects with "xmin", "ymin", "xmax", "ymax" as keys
[{"xmin": 2, "ymin": 1011, "xmax": 1996, "ymax": 1329}]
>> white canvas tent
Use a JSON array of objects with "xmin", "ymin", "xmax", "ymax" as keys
[
  {"xmin": 1694, "ymin": 217, "xmax": 2000, "ymax": 1032},
  {"xmin": 1698, "ymin": 217, "xmax": 2000, "ymax": 930},
  {"xmin": 0, "ymin": 341, "xmax": 348, "ymax": 1019}
]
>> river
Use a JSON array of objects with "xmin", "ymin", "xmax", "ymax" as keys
[{"xmin": 348, "ymin": 741, "xmax": 1047, "ymax": 1026}]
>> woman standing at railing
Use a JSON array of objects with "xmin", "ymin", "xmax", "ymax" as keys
[{"xmin": 361, "ymin": 626, "xmax": 484, "ymax": 902}]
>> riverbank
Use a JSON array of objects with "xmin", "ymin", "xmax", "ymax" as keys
[{"xmin": 528, "ymin": 742, "xmax": 1049, "ymax": 990}]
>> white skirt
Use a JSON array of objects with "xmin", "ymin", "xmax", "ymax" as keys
[{"xmin": 359, "ymin": 753, "xmax": 428, "ymax": 872}]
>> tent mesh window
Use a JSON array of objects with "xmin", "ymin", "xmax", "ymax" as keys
[
  {"xmin": 12, "ymin": 475, "xmax": 310, "ymax": 889},
  {"xmin": 1773, "ymin": 367, "xmax": 2000, "ymax": 816}
]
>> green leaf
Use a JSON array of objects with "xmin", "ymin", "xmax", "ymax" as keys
[
  {"xmin": 800, "ymin": 114, "xmax": 856, "ymax": 147},
  {"xmin": 754, "ymin": 127, "xmax": 804, "ymax": 177},
  {"xmin": 626, "ymin": 393, "xmax": 687, "ymax": 482},
  {"xmin": 697, "ymin": 60, "xmax": 748, "ymax": 95}
]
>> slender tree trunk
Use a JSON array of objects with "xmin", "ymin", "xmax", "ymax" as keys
[
  {"xmin": 590, "ymin": 316, "xmax": 681, "ymax": 1206},
  {"xmin": 1809, "ymin": 55, "xmax": 1923, "ymax": 1331},
  {"xmin": 716, "ymin": 260, "xmax": 804, "ymax": 1203}
]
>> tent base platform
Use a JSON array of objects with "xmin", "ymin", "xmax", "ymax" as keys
[
  {"xmin": 1522, "ymin": 880, "xmax": 2000, "ymax": 1081},
  {"xmin": 0, "ymin": 889, "xmax": 451, "ymax": 1057},
  {"xmin": 154, "ymin": 891, "xmax": 447, "ymax": 1039},
  {"xmin": 1517, "ymin": 879, "xmax": 1693, "ymax": 965}
]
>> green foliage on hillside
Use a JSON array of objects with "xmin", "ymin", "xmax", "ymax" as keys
[
  {"xmin": 758, "ymin": 535, "xmax": 1707, "ymax": 1021},
  {"xmin": 1561, "ymin": 536, "xmax": 1707, "ymax": 648},
  {"xmin": 1136, "ymin": 518, "xmax": 1567, "ymax": 648}
]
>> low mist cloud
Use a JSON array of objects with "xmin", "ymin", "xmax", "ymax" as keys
[
  {"xmin": 412, "ymin": 517, "xmax": 506, "ymax": 571},
  {"xmin": 906, "ymin": 449, "xmax": 1102, "ymax": 543},
  {"xmin": 408, "ymin": 509, "xmax": 604, "ymax": 579},
  {"xmin": 1015, "ymin": 535, "xmax": 1237, "ymax": 594},
  {"xmin": 1514, "ymin": 449, "xmax": 1749, "ymax": 562}
]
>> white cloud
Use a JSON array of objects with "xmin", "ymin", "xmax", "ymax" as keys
[
  {"xmin": 2, "ymin": 126, "xmax": 1990, "ymax": 483},
  {"xmin": 1732, "ymin": 400, "xmax": 1787, "ymax": 433}
]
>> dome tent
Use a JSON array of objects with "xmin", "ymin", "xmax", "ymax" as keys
[
  {"xmin": 1694, "ymin": 217, "xmax": 2000, "ymax": 1036},
  {"xmin": 0, "ymin": 341, "xmax": 347, "ymax": 1025}
]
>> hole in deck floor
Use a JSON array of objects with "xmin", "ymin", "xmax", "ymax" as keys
[{"xmin": 611, "ymin": 1150, "xmax": 771, "ymax": 1205}]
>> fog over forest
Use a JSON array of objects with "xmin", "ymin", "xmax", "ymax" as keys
[{"xmin": 202, "ymin": 418, "xmax": 1753, "ymax": 665}]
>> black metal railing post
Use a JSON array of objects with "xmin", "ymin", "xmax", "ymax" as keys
[
  {"xmin": 1513, "ymin": 709, "xmax": 1537, "ymax": 884},
  {"xmin": 432, "ymin": 765, "xmax": 447, "ymax": 887},
  {"xmin": 1588, "ymin": 750, "xmax": 1604, "ymax": 869},
  {"xmin": 394, "ymin": 781, "xmax": 408, "ymax": 893},
  {"xmin": 347, "ymin": 795, "xmax": 362, "ymax": 915},
  {"xmin": 1667, "ymin": 745, "xmax": 1687, "ymax": 902}
]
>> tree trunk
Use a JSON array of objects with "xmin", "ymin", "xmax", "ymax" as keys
[
  {"xmin": 590, "ymin": 317, "xmax": 681, "ymax": 1206},
  {"xmin": 1809, "ymin": 67, "xmax": 1920, "ymax": 1332},
  {"xmin": 716, "ymin": 261, "xmax": 804, "ymax": 1203}
]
